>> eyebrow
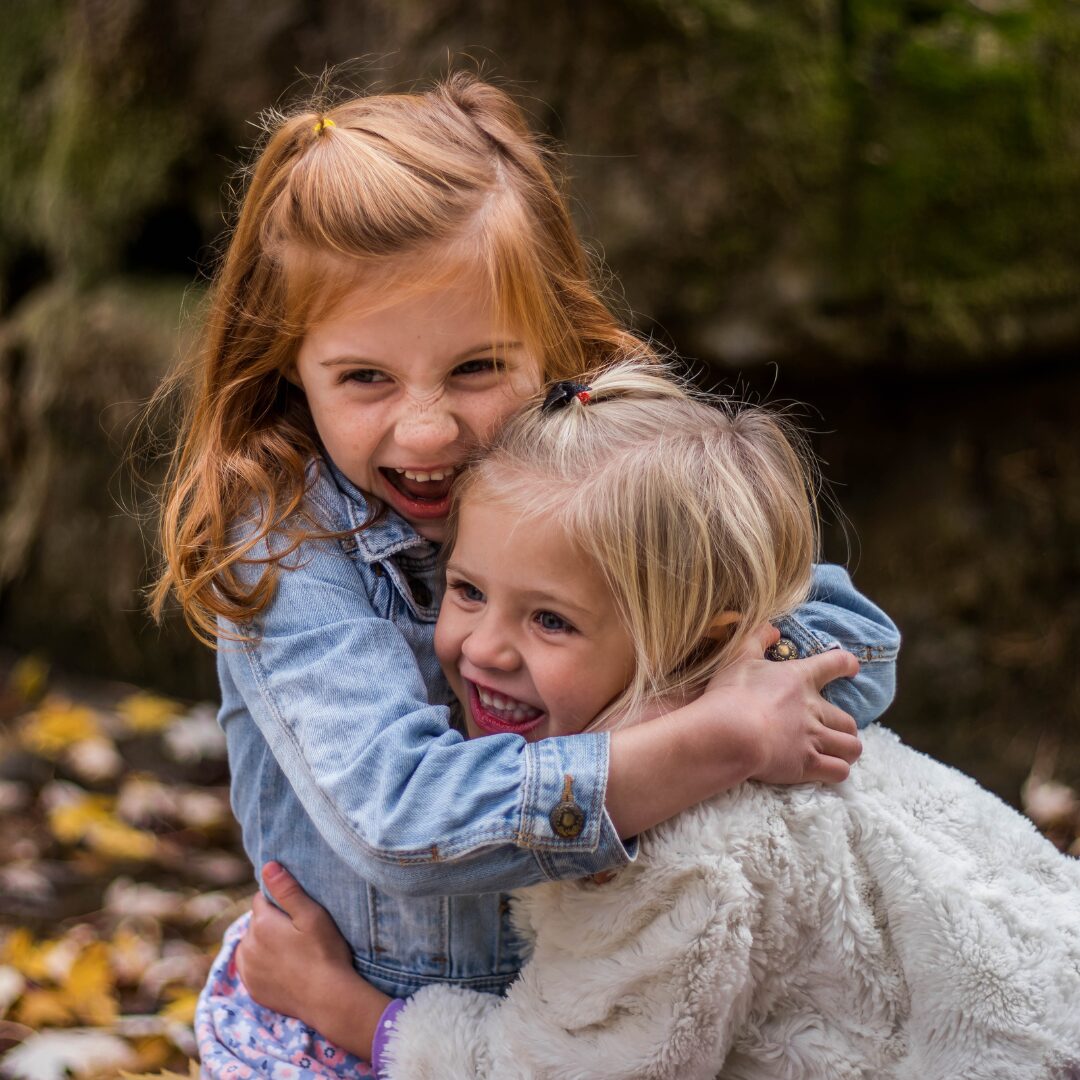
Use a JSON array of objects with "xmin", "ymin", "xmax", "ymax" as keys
[{"xmin": 318, "ymin": 341, "xmax": 525, "ymax": 368}]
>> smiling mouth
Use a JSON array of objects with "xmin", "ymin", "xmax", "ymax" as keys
[
  {"xmin": 380, "ymin": 465, "xmax": 461, "ymax": 503},
  {"xmin": 468, "ymin": 681, "xmax": 546, "ymax": 736}
]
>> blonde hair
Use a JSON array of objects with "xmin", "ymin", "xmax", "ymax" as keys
[
  {"xmin": 453, "ymin": 361, "xmax": 819, "ymax": 729},
  {"xmin": 150, "ymin": 72, "xmax": 654, "ymax": 643}
]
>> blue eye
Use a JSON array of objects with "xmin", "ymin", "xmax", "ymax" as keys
[
  {"xmin": 449, "ymin": 579, "xmax": 484, "ymax": 603},
  {"xmin": 535, "ymin": 611, "xmax": 573, "ymax": 633}
]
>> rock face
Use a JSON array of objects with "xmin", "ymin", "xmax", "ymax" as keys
[{"xmin": 1, "ymin": 1, "xmax": 1078, "ymax": 792}]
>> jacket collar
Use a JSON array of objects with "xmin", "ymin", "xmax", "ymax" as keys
[{"xmin": 321, "ymin": 457, "xmax": 438, "ymax": 564}]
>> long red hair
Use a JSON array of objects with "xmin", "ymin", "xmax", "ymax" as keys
[{"xmin": 150, "ymin": 73, "xmax": 657, "ymax": 644}]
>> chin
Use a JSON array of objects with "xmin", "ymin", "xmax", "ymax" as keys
[{"xmin": 410, "ymin": 519, "xmax": 448, "ymax": 544}]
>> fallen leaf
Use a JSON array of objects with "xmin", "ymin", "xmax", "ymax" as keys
[
  {"xmin": 104, "ymin": 880, "xmax": 187, "ymax": 922},
  {"xmin": 162, "ymin": 707, "xmax": 225, "ymax": 763},
  {"xmin": 119, "ymin": 1062, "xmax": 199, "ymax": 1080},
  {"xmin": 0, "ymin": 967, "xmax": 26, "ymax": 1019},
  {"xmin": 63, "ymin": 942, "xmax": 118, "ymax": 1026},
  {"xmin": 2, "ymin": 929, "xmax": 51, "ymax": 982},
  {"xmin": 0, "ymin": 863, "xmax": 53, "ymax": 902},
  {"xmin": 65, "ymin": 737, "xmax": 124, "ymax": 783},
  {"xmin": 1, "ymin": 1028, "xmax": 137, "ymax": 1080},
  {"xmin": 87, "ymin": 818, "xmax": 159, "ymax": 862},
  {"xmin": 157, "ymin": 989, "xmax": 198, "ymax": 1025},
  {"xmin": 0, "ymin": 783, "xmax": 30, "ymax": 815},
  {"xmin": 12, "ymin": 988, "xmax": 73, "ymax": 1028},
  {"xmin": 109, "ymin": 926, "xmax": 161, "ymax": 987},
  {"xmin": 8, "ymin": 656, "xmax": 49, "ymax": 704},
  {"xmin": 116, "ymin": 694, "xmax": 182, "ymax": 734},
  {"xmin": 138, "ymin": 946, "xmax": 209, "ymax": 1000},
  {"xmin": 46, "ymin": 788, "xmax": 158, "ymax": 861},
  {"xmin": 128, "ymin": 1034, "xmax": 173, "ymax": 1072},
  {"xmin": 20, "ymin": 699, "xmax": 102, "ymax": 758}
]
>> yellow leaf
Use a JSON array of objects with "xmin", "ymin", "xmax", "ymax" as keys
[
  {"xmin": 20, "ymin": 698, "xmax": 102, "ymax": 758},
  {"xmin": 9, "ymin": 655, "xmax": 49, "ymax": 703},
  {"xmin": 88, "ymin": 818, "xmax": 158, "ymax": 861},
  {"xmin": 130, "ymin": 1035, "xmax": 173, "ymax": 1071},
  {"xmin": 158, "ymin": 989, "xmax": 198, "ymax": 1025},
  {"xmin": 47, "ymin": 793, "xmax": 158, "ymax": 861},
  {"xmin": 48, "ymin": 792, "xmax": 115, "ymax": 845},
  {"xmin": 109, "ymin": 927, "xmax": 160, "ymax": 986},
  {"xmin": 117, "ymin": 693, "xmax": 182, "ymax": 734},
  {"xmin": 3, "ymin": 928, "xmax": 51, "ymax": 982},
  {"xmin": 62, "ymin": 942, "xmax": 118, "ymax": 1026},
  {"xmin": 120, "ymin": 1062, "xmax": 200, "ymax": 1080},
  {"xmin": 14, "ymin": 988, "xmax": 74, "ymax": 1028}
]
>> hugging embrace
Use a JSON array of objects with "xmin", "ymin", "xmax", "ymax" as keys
[{"xmin": 152, "ymin": 75, "xmax": 1080, "ymax": 1079}]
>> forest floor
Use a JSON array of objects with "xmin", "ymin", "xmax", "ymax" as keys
[{"xmin": 0, "ymin": 648, "xmax": 1077, "ymax": 1079}]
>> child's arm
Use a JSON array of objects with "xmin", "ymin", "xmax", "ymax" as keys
[
  {"xmin": 778, "ymin": 563, "xmax": 900, "ymax": 728},
  {"xmin": 239, "ymin": 860, "xmax": 759, "ymax": 1079},
  {"xmin": 224, "ymin": 507, "xmax": 876, "ymax": 896}
]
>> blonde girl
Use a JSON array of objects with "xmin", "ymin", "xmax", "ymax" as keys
[
  {"xmin": 241, "ymin": 363, "xmax": 1080, "ymax": 1080},
  {"xmin": 152, "ymin": 74, "xmax": 897, "ymax": 1074}
]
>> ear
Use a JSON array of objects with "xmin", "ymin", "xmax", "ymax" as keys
[{"xmin": 704, "ymin": 611, "xmax": 740, "ymax": 642}]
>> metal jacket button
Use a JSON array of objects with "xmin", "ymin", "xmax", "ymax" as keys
[
  {"xmin": 549, "ymin": 775, "xmax": 585, "ymax": 839},
  {"xmin": 765, "ymin": 636, "xmax": 799, "ymax": 661}
]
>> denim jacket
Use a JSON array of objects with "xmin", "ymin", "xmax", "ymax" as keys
[{"xmin": 218, "ymin": 458, "xmax": 900, "ymax": 997}]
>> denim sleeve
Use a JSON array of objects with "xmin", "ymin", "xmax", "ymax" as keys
[
  {"xmin": 220, "ymin": 532, "xmax": 634, "ymax": 897},
  {"xmin": 775, "ymin": 564, "xmax": 900, "ymax": 729}
]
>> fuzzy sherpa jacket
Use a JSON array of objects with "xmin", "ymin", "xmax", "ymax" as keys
[{"xmin": 381, "ymin": 727, "xmax": 1080, "ymax": 1080}]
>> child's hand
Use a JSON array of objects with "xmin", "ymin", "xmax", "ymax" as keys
[
  {"xmin": 235, "ymin": 861, "xmax": 391, "ymax": 1060},
  {"xmin": 703, "ymin": 624, "xmax": 861, "ymax": 786}
]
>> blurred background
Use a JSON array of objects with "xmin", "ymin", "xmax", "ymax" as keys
[{"xmin": 0, "ymin": 1, "xmax": 1078, "ymax": 1070}]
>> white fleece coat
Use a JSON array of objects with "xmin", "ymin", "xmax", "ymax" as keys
[{"xmin": 382, "ymin": 728, "xmax": 1080, "ymax": 1080}]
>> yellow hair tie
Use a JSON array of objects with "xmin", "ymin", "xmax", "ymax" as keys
[{"xmin": 312, "ymin": 117, "xmax": 336, "ymax": 136}]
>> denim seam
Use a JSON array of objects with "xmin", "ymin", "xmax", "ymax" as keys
[{"xmin": 781, "ymin": 616, "xmax": 899, "ymax": 663}]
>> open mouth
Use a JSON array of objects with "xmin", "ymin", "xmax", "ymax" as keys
[
  {"xmin": 378, "ymin": 465, "xmax": 461, "ymax": 520},
  {"xmin": 467, "ymin": 681, "xmax": 546, "ymax": 737}
]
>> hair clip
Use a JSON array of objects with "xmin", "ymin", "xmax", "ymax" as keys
[
  {"xmin": 312, "ymin": 117, "xmax": 336, "ymax": 136},
  {"xmin": 542, "ymin": 381, "xmax": 592, "ymax": 412}
]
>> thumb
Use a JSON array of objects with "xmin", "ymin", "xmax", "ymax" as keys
[{"xmin": 261, "ymin": 861, "xmax": 321, "ymax": 928}]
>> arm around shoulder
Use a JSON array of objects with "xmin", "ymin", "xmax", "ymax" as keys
[
  {"xmin": 220, "ymin": 521, "xmax": 631, "ymax": 894},
  {"xmin": 778, "ymin": 563, "xmax": 900, "ymax": 728}
]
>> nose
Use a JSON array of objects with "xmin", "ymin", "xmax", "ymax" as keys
[
  {"xmin": 461, "ymin": 610, "xmax": 519, "ymax": 673},
  {"xmin": 394, "ymin": 397, "xmax": 460, "ymax": 458}
]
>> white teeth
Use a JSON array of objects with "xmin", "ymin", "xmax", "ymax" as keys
[
  {"xmin": 476, "ymin": 686, "xmax": 540, "ymax": 720},
  {"xmin": 394, "ymin": 466, "xmax": 458, "ymax": 482}
]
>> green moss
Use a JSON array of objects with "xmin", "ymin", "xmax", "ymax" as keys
[
  {"xmin": 0, "ymin": 0, "xmax": 65, "ymax": 265},
  {"xmin": 36, "ymin": 53, "xmax": 196, "ymax": 279}
]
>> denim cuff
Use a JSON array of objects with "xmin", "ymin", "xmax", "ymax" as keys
[{"xmin": 521, "ymin": 732, "xmax": 636, "ymax": 879}]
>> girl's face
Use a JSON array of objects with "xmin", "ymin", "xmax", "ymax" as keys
[
  {"xmin": 295, "ymin": 270, "xmax": 542, "ymax": 543},
  {"xmin": 435, "ymin": 496, "xmax": 637, "ymax": 741}
]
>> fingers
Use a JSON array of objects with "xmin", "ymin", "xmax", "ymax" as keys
[
  {"xmin": 819, "ymin": 702, "xmax": 858, "ymax": 738},
  {"xmin": 806, "ymin": 754, "xmax": 853, "ymax": 785},
  {"xmin": 261, "ymin": 862, "xmax": 314, "ymax": 922},
  {"xmin": 815, "ymin": 727, "xmax": 862, "ymax": 766},
  {"xmin": 803, "ymin": 648, "xmax": 860, "ymax": 689}
]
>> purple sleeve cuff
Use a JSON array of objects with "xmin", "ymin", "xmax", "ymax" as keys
[{"xmin": 371, "ymin": 997, "xmax": 407, "ymax": 1078}]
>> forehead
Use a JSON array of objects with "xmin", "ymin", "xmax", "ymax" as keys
[{"xmin": 450, "ymin": 497, "xmax": 612, "ymax": 618}]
